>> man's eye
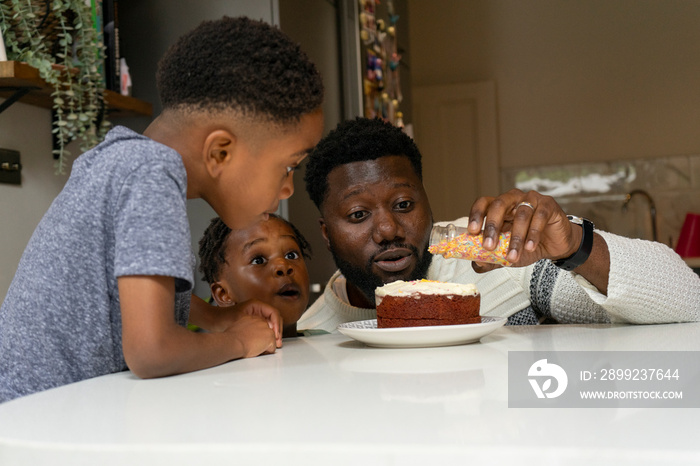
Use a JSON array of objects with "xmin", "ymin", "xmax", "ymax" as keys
[
  {"xmin": 396, "ymin": 200, "xmax": 413, "ymax": 210},
  {"xmin": 286, "ymin": 166, "xmax": 297, "ymax": 175},
  {"xmin": 250, "ymin": 256, "xmax": 266, "ymax": 265},
  {"xmin": 285, "ymin": 251, "xmax": 300, "ymax": 260},
  {"xmin": 349, "ymin": 211, "xmax": 367, "ymax": 221}
]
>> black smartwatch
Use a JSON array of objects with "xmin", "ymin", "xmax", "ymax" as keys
[{"xmin": 552, "ymin": 215, "xmax": 595, "ymax": 271}]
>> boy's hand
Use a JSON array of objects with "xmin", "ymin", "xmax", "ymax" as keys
[
  {"xmin": 229, "ymin": 299, "xmax": 283, "ymax": 349},
  {"xmin": 119, "ymin": 277, "xmax": 283, "ymax": 379},
  {"xmin": 223, "ymin": 312, "xmax": 279, "ymax": 357},
  {"xmin": 189, "ymin": 295, "xmax": 282, "ymax": 348}
]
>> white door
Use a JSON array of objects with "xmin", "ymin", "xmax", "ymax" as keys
[{"xmin": 412, "ymin": 81, "xmax": 500, "ymax": 222}]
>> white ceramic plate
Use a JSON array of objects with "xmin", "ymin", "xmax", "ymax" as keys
[{"xmin": 337, "ymin": 316, "xmax": 506, "ymax": 348}]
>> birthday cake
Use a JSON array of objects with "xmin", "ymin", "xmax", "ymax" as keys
[{"xmin": 375, "ymin": 280, "xmax": 481, "ymax": 328}]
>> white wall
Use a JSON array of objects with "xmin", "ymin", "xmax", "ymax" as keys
[{"xmin": 408, "ymin": 0, "xmax": 700, "ymax": 169}]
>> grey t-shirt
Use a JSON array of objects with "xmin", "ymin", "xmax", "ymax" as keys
[{"xmin": 0, "ymin": 126, "xmax": 194, "ymax": 403}]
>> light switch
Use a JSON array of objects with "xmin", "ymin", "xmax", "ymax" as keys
[{"xmin": 0, "ymin": 149, "xmax": 21, "ymax": 185}]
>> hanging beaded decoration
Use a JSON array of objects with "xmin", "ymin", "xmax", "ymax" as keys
[{"xmin": 359, "ymin": 0, "xmax": 404, "ymax": 127}]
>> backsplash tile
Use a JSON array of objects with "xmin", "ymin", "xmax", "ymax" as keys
[
  {"xmin": 691, "ymin": 156, "xmax": 700, "ymax": 187},
  {"xmin": 501, "ymin": 155, "xmax": 700, "ymax": 249}
]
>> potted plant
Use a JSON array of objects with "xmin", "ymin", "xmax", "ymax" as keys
[{"xmin": 1, "ymin": 0, "xmax": 109, "ymax": 174}]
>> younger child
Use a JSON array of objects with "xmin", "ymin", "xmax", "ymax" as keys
[
  {"xmin": 0, "ymin": 16, "xmax": 324, "ymax": 403},
  {"xmin": 198, "ymin": 215, "xmax": 311, "ymax": 338}
]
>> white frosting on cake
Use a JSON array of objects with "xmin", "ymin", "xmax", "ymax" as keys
[{"xmin": 375, "ymin": 280, "xmax": 479, "ymax": 299}]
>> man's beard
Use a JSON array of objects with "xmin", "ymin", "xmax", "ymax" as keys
[{"xmin": 329, "ymin": 242, "xmax": 434, "ymax": 307}]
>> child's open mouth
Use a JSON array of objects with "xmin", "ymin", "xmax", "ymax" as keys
[{"xmin": 277, "ymin": 283, "xmax": 301, "ymax": 299}]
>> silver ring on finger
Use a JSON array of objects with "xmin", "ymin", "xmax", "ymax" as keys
[{"xmin": 517, "ymin": 201, "xmax": 535, "ymax": 211}]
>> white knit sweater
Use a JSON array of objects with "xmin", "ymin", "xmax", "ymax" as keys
[{"xmin": 297, "ymin": 227, "xmax": 700, "ymax": 333}]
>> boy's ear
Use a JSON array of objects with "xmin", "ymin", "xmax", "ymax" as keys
[
  {"xmin": 210, "ymin": 282, "xmax": 237, "ymax": 307},
  {"xmin": 203, "ymin": 129, "xmax": 236, "ymax": 178},
  {"xmin": 319, "ymin": 218, "xmax": 331, "ymax": 251}
]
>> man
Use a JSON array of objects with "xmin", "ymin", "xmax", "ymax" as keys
[{"xmin": 297, "ymin": 117, "xmax": 700, "ymax": 332}]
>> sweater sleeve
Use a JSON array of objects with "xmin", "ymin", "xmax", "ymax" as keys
[
  {"xmin": 565, "ymin": 230, "xmax": 700, "ymax": 324},
  {"xmin": 538, "ymin": 259, "xmax": 612, "ymax": 324}
]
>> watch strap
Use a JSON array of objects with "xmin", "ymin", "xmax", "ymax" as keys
[{"xmin": 552, "ymin": 215, "xmax": 594, "ymax": 271}]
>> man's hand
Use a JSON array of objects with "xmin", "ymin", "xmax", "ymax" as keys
[
  {"xmin": 466, "ymin": 189, "xmax": 609, "ymax": 293},
  {"xmin": 467, "ymin": 189, "xmax": 579, "ymax": 267}
]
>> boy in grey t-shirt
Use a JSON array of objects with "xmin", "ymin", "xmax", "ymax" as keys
[{"xmin": 0, "ymin": 16, "xmax": 324, "ymax": 403}]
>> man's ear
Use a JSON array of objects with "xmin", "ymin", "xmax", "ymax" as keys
[
  {"xmin": 319, "ymin": 217, "xmax": 331, "ymax": 251},
  {"xmin": 203, "ymin": 129, "xmax": 236, "ymax": 178},
  {"xmin": 210, "ymin": 282, "xmax": 237, "ymax": 307}
]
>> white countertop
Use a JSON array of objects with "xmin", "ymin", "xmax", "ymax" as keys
[{"xmin": 1, "ymin": 323, "xmax": 700, "ymax": 465}]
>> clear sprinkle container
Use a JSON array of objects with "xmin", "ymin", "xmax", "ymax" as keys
[{"xmin": 428, "ymin": 224, "xmax": 512, "ymax": 266}]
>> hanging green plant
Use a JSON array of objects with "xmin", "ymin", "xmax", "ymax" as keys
[{"xmin": 0, "ymin": 0, "xmax": 110, "ymax": 174}]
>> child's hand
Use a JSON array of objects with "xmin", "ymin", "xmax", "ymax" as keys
[
  {"xmin": 223, "ymin": 312, "xmax": 280, "ymax": 358},
  {"xmin": 189, "ymin": 295, "xmax": 283, "ymax": 348},
  {"xmin": 231, "ymin": 299, "xmax": 283, "ymax": 349}
]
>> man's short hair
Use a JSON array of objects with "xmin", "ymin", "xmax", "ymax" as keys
[
  {"xmin": 198, "ymin": 215, "xmax": 312, "ymax": 285},
  {"xmin": 156, "ymin": 16, "xmax": 324, "ymax": 123},
  {"xmin": 304, "ymin": 117, "xmax": 423, "ymax": 210}
]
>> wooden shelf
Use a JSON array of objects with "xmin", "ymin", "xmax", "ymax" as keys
[{"xmin": 0, "ymin": 61, "xmax": 152, "ymax": 118}]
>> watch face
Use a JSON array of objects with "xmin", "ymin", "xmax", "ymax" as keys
[{"xmin": 567, "ymin": 215, "xmax": 584, "ymax": 225}]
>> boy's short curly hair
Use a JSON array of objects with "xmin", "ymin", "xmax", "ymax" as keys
[
  {"xmin": 198, "ymin": 215, "xmax": 312, "ymax": 285},
  {"xmin": 156, "ymin": 16, "xmax": 324, "ymax": 123},
  {"xmin": 304, "ymin": 117, "xmax": 423, "ymax": 210}
]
